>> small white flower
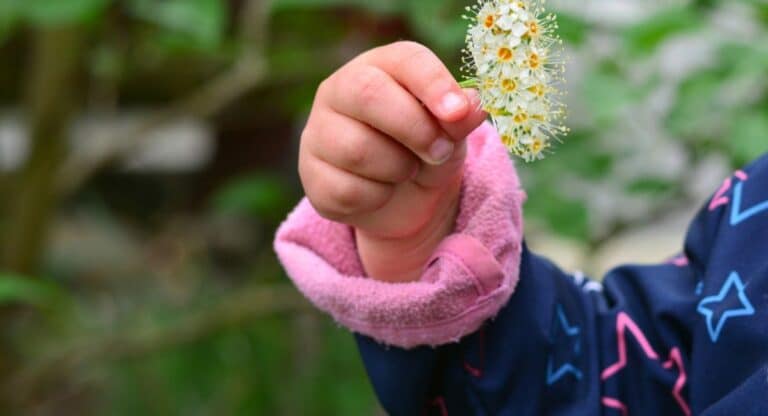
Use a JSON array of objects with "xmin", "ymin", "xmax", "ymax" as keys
[
  {"xmin": 462, "ymin": 0, "xmax": 568, "ymax": 162},
  {"xmin": 510, "ymin": 22, "xmax": 529, "ymax": 37}
]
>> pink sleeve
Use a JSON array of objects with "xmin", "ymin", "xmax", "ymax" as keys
[{"xmin": 273, "ymin": 122, "xmax": 526, "ymax": 348}]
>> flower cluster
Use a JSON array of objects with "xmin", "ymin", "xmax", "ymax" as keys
[{"xmin": 462, "ymin": 0, "xmax": 568, "ymax": 162}]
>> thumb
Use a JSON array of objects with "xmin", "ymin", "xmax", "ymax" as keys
[
  {"xmin": 412, "ymin": 137, "xmax": 468, "ymax": 188},
  {"xmin": 410, "ymin": 89, "xmax": 485, "ymax": 188}
]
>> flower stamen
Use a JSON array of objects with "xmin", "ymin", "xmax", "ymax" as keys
[
  {"xmin": 497, "ymin": 47, "xmax": 514, "ymax": 61},
  {"xmin": 501, "ymin": 78, "xmax": 517, "ymax": 92}
]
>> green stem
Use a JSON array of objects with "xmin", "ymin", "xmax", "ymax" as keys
[{"xmin": 458, "ymin": 78, "xmax": 479, "ymax": 88}]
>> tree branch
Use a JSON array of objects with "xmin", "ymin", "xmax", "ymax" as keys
[
  {"xmin": 58, "ymin": 0, "xmax": 273, "ymax": 196},
  {"xmin": 1, "ymin": 26, "xmax": 86, "ymax": 274}
]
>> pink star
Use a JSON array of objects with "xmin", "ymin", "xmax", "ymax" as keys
[
  {"xmin": 669, "ymin": 255, "xmax": 689, "ymax": 267},
  {"xmin": 601, "ymin": 312, "xmax": 691, "ymax": 416},
  {"xmin": 709, "ymin": 170, "xmax": 749, "ymax": 211}
]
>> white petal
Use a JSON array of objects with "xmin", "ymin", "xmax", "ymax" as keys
[{"xmin": 511, "ymin": 22, "xmax": 528, "ymax": 37}]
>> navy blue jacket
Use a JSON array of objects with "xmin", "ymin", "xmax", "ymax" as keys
[{"xmin": 356, "ymin": 153, "xmax": 768, "ymax": 415}]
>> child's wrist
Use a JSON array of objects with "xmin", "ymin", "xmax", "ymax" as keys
[{"xmin": 355, "ymin": 180, "xmax": 461, "ymax": 283}]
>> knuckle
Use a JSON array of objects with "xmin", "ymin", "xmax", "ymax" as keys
[
  {"xmin": 391, "ymin": 40, "xmax": 429, "ymax": 55},
  {"xmin": 368, "ymin": 185, "xmax": 395, "ymax": 210},
  {"xmin": 308, "ymin": 196, "xmax": 345, "ymax": 222},
  {"xmin": 331, "ymin": 179, "xmax": 365, "ymax": 213},
  {"xmin": 303, "ymin": 179, "xmax": 349, "ymax": 222},
  {"xmin": 397, "ymin": 41, "xmax": 434, "ymax": 66},
  {"xmin": 352, "ymin": 66, "xmax": 387, "ymax": 108},
  {"xmin": 340, "ymin": 137, "xmax": 369, "ymax": 169},
  {"xmin": 392, "ymin": 42, "xmax": 453, "ymax": 103}
]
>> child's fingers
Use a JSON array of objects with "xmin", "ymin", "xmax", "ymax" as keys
[
  {"xmin": 362, "ymin": 41, "xmax": 470, "ymax": 123},
  {"xmin": 306, "ymin": 110, "xmax": 419, "ymax": 184},
  {"xmin": 299, "ymin": 149, "xmax": 395, "ymax": 221},
  {"xmin": 438, "ymin": 89, "xmax": 488, "ymax": 143},
  {"xmin": 325, "ymin": 65, "xmax": 455, "ymax": 166}
]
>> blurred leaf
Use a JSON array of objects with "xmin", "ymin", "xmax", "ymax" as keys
[
  {"xmin": 582, "ymin": 65, "xmax": 642, "ymax": 125},
  {"xmin": 626, "ymin": 178, "xmax": 675, "ymax": 195},
  {"xmin": 16, "ymin": 0, "xmax": 110, "ymax": 26},
  {"xmin": 546, "ymin": 130, "xmax": 614, "ymax": 179},
  {"xmin": 524, "ymin": 188, "xmax": 590, "ymax": 240},
  {"xmin": 720, "ymin": 41, "xmax": 768, "ymax": 76},
  {"xmin": 0, "ymin": 0, "xmax": 20, "ymax": 44},
  {"xmin": 212, "ymin": 175, "xmax": 292, "ymax": 220},
  {"xmin": 623, "ymin": 7, "xmax": 702, "ymax": 55},
  {"xmin": 556, "ymin": 13, "xmax": 590, "ymax": 46},
  {"xmin": 573, "ymin": 153, "xmax": 614, "ymax": 179},
  {"xmin": 727, "ymin": 111, "xmax": 768, "ymax": 166},
  {"xmin": 0, "ymin": 273, "xmax": 67, "ymax": 307},
  {"xmin": 742, "ymin": 0, "xmax": 768, "ymax": 25},
  {"xmin": 667, "ymin": 37, "xmax": 768, "ymax": 141},
  {"xmin": 129, "ymin": 0, "xmax": 227, "ymax": 50}
]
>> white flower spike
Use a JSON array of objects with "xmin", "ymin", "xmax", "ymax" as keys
[{"xmin": 461, "ymin": 0, "xmax": 569, "ymax": 162}]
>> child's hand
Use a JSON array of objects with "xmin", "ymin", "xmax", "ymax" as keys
[{"xmin": 299, "ymin": 41, "xmax": 487, "ymax": 282}]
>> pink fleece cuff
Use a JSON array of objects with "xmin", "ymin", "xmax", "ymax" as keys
[{"xmin": 274, "ymin": 122, "xmax": 525, "ymax": 348}]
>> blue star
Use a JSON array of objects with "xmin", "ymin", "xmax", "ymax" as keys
[
  {"xmin": 730, "ymin": 181, "xmax": 768, "ymax": 226},
  {"xmin": 697, "ymin": 271, "xmax": 755, "ymax": 343},
  {"xmin": 546, "ymin": 304, "xmax": 583, "ymax": 385}
]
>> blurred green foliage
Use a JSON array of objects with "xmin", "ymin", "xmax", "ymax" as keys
[
  {"xmin": 105, "ymin": 320, "xmax": 370, "ymax": 415},
  {"xmin": 0, "ymin": 0, "xmax": 767, "ymax": 414},
  {"xmin": 0, "ymin": 0, "xmax": 109, "ymax": 28},
  {"xmin": 623, "ymin": 7, "xmax": 703, "ymax": 55},
  {"xmin": 129, "ymin": 0, "xmax": 227, "ymax": 51},
  {"xmin": 0, "ymin": 273, "xmax": 69, "ymax": 307}
]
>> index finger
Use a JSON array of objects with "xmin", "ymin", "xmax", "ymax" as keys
[{"xmin": 361, "ymin": 41, "xmax": 470, "ymax": 123}]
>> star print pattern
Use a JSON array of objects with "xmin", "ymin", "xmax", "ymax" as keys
[
  {"xmin": 353, "ymin": 154, "xmax": 768, "ymax": 416},
  {"xmin": 730, "ymin": 180, "xmax": 768, "ymax": 225},
  {"xmin": 601, "ymin": 312, "xmax": 691, "ymax": 416},
  {"xmin": 546, "ymin": 304, "xmax": 583, "ymax": 385},
  {"xmin": 697, "ymin": 271, "xmax": 756, "ymax": 343}
]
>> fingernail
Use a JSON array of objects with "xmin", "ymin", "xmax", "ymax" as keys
[
  {"xmin": 428, "ymin": 138, "xmax": 454, "ymax": 165},
  {"xmin": 440, "ymin": 92, "xmax": 467, "ymax": 117}
]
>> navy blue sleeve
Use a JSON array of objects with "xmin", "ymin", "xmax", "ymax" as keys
[{"xmin": 356, "ymin": 153, "xmax": 768, "ymax": 416}]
